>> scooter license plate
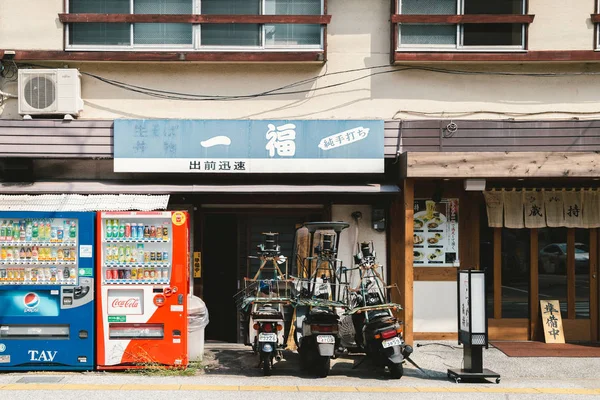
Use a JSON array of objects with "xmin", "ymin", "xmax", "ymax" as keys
[
  {"xmin": 258, "ymin": 333, "xmax": 278, "ymax": 342},
  {"xmin": 316, "ymin": 335, "xmax": 335, "ymax": 344},
  {"xmin": 382, "ymin": 336, "xmax": 402, "ymax": 349}
]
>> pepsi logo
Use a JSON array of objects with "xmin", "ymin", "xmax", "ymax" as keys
[{"xmin": 23, "ymin": 292, "xmax": 40, "ymax": 309}]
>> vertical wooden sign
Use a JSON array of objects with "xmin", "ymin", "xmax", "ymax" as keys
[
  {"xmin": 193, "ymin": 251, "xmax": 201, "ymax": 278},
  {"xmin": 540, "ymin": 300, "xmax": 565, "ymax": 344}
]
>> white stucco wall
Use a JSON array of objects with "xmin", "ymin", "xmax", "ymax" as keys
[
  {"xmin": 413, "ymin": 281, "xmax": 458, "ymax": 333},
  {"xmin": 1, "ymin": 0, "xmax": 600, "ymax": 120},
  {"xmin": 0, "ymin": 0, "xmax": 63, "ymax": 50},
  {"xmin": 528, "ymin": 0, "xmax": 595, "ymax": 50},
  {"xmin": 331, "ymin": 205, "xmax": 387, "ymax": 288}
]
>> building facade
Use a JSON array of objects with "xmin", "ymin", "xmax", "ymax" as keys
[{"xmin": 1, "ymin": 0, "xmax": 599, "ymax": 344}]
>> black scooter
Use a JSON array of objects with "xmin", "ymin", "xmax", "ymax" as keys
[{"xmin": 352, "ymin": 291, "xmax": 412, "ymax": 379}]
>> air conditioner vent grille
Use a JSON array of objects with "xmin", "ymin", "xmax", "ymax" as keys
[{"xmin": 24, "ymin": 75, "xmax": 56, "ymax": 110}]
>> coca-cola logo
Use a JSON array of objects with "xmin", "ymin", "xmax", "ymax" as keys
[{"xmin": 111, "ymin": 298, "xmax": 140, "ymax": 308}]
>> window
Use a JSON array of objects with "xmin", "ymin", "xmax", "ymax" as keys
[
  {"xmin": 397, "ymin": 0, "xmax": 526, "ymax": 51},
  {"xmin": 66, "ymin": 0, "xmax": 324, "ymax": 50}
]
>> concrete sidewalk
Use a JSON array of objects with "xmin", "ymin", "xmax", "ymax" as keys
[{"xmin": 0, "ymin": 340, "xmax": 598, "ymax": 395}]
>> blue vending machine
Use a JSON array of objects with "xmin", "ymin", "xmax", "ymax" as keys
[{"xmin": 0, "ymin": 212, "xmax": 95, "ymax": 371}]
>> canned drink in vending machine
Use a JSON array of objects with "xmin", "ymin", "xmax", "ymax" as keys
[
  {"xmin": 162, "ymin": 269, "xmax": 168, "ymax": 279},
  {"xmin": 149, "ymin": 269, "xmax": 156, "ymax": 279},
  {"xmin": 163, "ymin": 251, "xmax": 169, "ymax": 262},
  {"xmin": 131, "ymin": 268, "xmax": 137, "ymax": 279},
  {"xmin": 143, "ymin": 270, "xmax": 150, "ymax": 279},
  {"xmin": 138, "ymin": 268, "xmax": 144, "ymax": 280},
  {"xmin": 156, "ymin": 252, "xmax": 162, "ymax": 262},
  {"xmin": 117, "ymin": 270, "xmax": 124, "ymax": 280},
  {"xmin": 144, "ymin": 226, "xmax": 150, "ymax": 238},
  {"xmin": 106, "ymin": 269, "xmax": 112, "ymax": 280},
  {"xmin": 124, "ymin": 269, "xmax": 131, "ymax": 280},
  {"xmin": 150, "ymin": 252, "xmax": 156, "ymax": 262},
  {"xmin": 150, "ymin": 226, "xmax": 156, "ymax": 238}
]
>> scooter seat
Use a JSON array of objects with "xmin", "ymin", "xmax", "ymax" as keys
[
  {"xmin": 306, "ymin": 307, "xmax": 339, "ymax": 323},
  {"xmin": 252, "ymin": 305, "xmax": 283, "ymax": 318}
]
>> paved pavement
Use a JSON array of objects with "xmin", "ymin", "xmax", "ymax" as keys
[{"xmin": 0, "ymin": 341, "xmax": 599, "ymax": 399}]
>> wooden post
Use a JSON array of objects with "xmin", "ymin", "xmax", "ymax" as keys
[
  {"xmin": 403, "ymin": 179, "xmax": 415, "ymax": 346},
  {"xmin": 493, "ymin": 228, "xmax": 502, "ymax": 320},
  {"xmin": 530, "ymin": 228, "xmax": 539, "ymax": 340},
  {"xmin": 590, "ymin": 229, "xmax": 598, "ymax": 342},
  {"xmin": 567, "ymin": 229, "xmax": 576, "ymax": 319},
  {"xmin": 390, "ymin": 179, "xmax": 414, "ymax": 346}
]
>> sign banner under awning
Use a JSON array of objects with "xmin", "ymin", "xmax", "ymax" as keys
[
  {"xmin": 113, "ymin": 119, "xmax": 384, "ymax": 174},
  {"xmin": 485, "ymin": 188, "xmax": 599, "ymax": 229}
]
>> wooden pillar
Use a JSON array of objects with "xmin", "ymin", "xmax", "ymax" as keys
[
  {"xmin": 567, "ymin": 229, "xmax": 576, "ymax": 319},
  {"xmin": 590, "ymin": 229, "xmax": 598, "ymax": 342},
  {"xmin": 493, "ymin": 228, "xmax": 502, "ymax": 319},
  {"xmin": 530, "ymin": 228, "xmax": 539, "ymax": 340},
  {"xmin": 390, "ymin": 179, "xmax": 414, "ymax": 345}
]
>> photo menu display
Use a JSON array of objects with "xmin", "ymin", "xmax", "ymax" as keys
[{"xmin": 413, "ymin": 198, "xmax": 459, "ymax": 267}]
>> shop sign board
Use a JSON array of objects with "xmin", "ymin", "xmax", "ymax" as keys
[
  {"xmin": 113, "ymin": 119, "xmax": 384, "ymax": 173},
  {"xmin": 413, "ymin": 198, "xmax": 459, "ymax": 266},
  {"xmin": 540, "ymin": 300, "xmax": 565, "ymax": 344},
  {"xmin": 458, "ymin": 270, "xmax": 487, "ymax": 346}
]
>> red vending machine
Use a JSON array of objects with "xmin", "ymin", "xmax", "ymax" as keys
[{"xmin": 96, "ymin": 211, "xmax": 189, "ymax": 369}]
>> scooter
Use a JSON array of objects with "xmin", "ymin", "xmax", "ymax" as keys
[
  {"xmin": 352, "ymin": 291, "xmax": 412, "ymax": 379},
  {"xmin": 249, "ymin": 301, "xmax": 286, "ymax": 376},
  {"xmin": 348, "ymin": 242, "xmax": 412, "ymax": 379},
  {"xmin": 292, "ymin": 222, "xmax": 350, "ymax": 378},
  {"xmin": 296, "ymin": 280, "xmax": 341, "ymax": 377}
]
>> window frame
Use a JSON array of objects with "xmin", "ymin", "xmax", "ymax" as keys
[
  {"xmin": 396, "ymin": 0, "xmax": 528, "ymax": 52},
  {"xmin": 64, "ymin": 0, "xmax": 325, "ymax": 52}
]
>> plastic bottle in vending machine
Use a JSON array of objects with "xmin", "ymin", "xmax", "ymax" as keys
[
  {"xmin": 119, "ymin": 221, "xmax": 125, "ymax": 238},
  {"xmin": 0, "ymin": 221, "xmax": 6, "ymax": 241},
  {"xmin": 57, "ymin": 225, "xmax": 64, "ymax": 242},
  {"xmin": 13, "ymin": 222, "xmax": 19, "ymax": 241},
  {"xmin": 0, "ymin": 247, "xmax": 6, "ymax": 260},
  {"xmin": 6, "ymin": 221, "xmax": 13, "ymax": 241},
  {"xmin": 131, "ymin": 268, "xmax": 137, "ymax": 280},
  {"xmin": 6, "ymin": 246, "xmax": 13, "ymax": 260},
  {"xmin": 125, "ymin": 223, "xmax": 131, "ymax": 238},
  {"xmin": 51, "ymin": 225, "xmax": 58, "ymax": 242},
  {"xmin": 130, "ymin": 223, "xmax": 137, "ymax": 239},
  {"xmin": 162, "ymin": 223, "xmax": 169, "ymax": 240},
  {"xmin": 105, "ymin": 219, "xmax": 112, "ymax": 238},
  {"xmin": 19, "ymin": 222, "xmax": 26, "ymax": 241},
  {"xmin": 32, "ymin": 222, "xmax": 39, "ymax": 239},
  {"xmin": 32, "ymin": 246, "xmax": 38, "ymax": 261},
  {"xmin": 25, "ymin": 221, "xmax": 32, "ymax": 242},
  {"xmin": 69, "ymin": 220, "xmax": 77, "ymax": 239},
  {"xmin": 19, "ymin": 246, "xmax": 25, "ymax": 260},
  {"xmin": 25, "ymin": 247, "xmax": 32, "ymax": 260},
  {"xmin": 70, "ymin": 267, "xmax": 76, "ymax": 280},
  {"xmin": 51, "ymin": 248, "xmax": 58, "ymax": 261}
]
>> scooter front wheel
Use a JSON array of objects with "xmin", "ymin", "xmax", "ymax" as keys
[
  {"xmin": 388, "ymin": 362, "xmax": 403, "ymax": 379},
  {"xmin": 262, "ymin": 353, "xmax": 272, "ymax": 376},
  {"xmin": 314, "ymin": 356, "xmax": 331, "ymax": 378}
]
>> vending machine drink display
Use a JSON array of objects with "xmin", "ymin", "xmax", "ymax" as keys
[
  {"xmin": 0, "ymin": 212, "xmax": 95, "ymax": 371},
  {"xmin": 96, "ymin": 211, "xmax": 189, "ymax": 369}
]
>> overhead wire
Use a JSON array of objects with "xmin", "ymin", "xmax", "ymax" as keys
[{"xmin": 9, "ymin": 61, "xmax": 600, "ymax": 102}]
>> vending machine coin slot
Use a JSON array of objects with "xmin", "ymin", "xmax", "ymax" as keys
[
  {"xmin": 79, "ymin": 330, "xmax": 88, "ymax": 339},
  {"xmin": 74, "ymin": 286, "xmax": 89, "ymax": 299}
]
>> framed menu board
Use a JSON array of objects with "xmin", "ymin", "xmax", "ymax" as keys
[{"xmin": 413, "ymin": 198, "xmax": 459, "ymax": 267}]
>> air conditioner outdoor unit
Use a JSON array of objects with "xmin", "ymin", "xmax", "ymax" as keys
[{"xmin": 18, "ymin": 68, "xmax": 84, "ymax": 117}]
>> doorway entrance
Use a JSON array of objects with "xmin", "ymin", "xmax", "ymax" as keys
[
  {"xmin": 484, "ymin": 223, "xmax": 598, "ymax": 342},
  {"xmin": 201, "ymin": 208, "xmax": 323, "ymax": 343}
]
